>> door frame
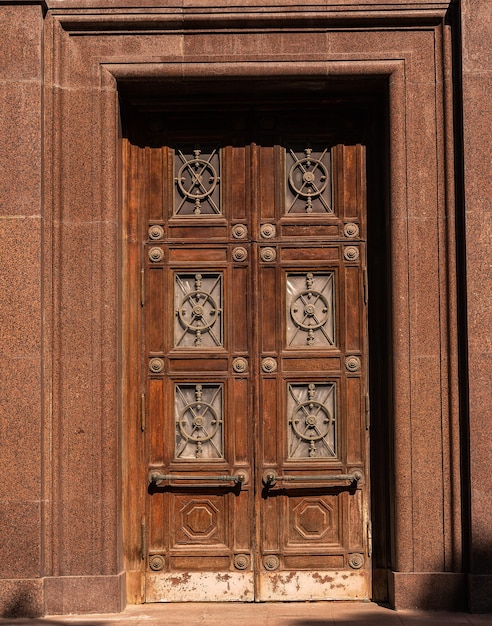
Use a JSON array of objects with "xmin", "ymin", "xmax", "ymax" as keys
[
  {"xmin": 38, "ymin": 8, "xmax": 462, "ymax": 612},
  {"xmin": 120, "ymin": 79, "xmax": 390, "ymax": 604}
]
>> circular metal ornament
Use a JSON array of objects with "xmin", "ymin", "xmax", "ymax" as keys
[
  {"xmin": 263, "ymin": 555, "xmax": 280, "ymax": 571},
  {"xmin": 350, "ymin": 468, "xmax": 364, "ymax": 483},
  {"xmin": 345, "ymin": 356, "xmax": 362, "ymax": 372},
  {"xmin": 176, "ymin": 159, "xmax": 219, "ymax": 200},
  {"xmin": 343, "ymin": 246, "xmax": 360, "ymax": 262},
  {"xmin": 288, "ymin": 157, "xmax": 329, "ymax": 199},
  {"xmin": 291, "ymin": 401, "xmax": 333, "ymax": 443},
  {"xmin": 234, "ymin": 554, "xmax": 250, "ymax": 570},
  {"xmin": 261, "ymin": 357, "xmax": 277, "ymax": 373},
  {"xmin": 233, "ymin": 358, "xmax": 248, "ymax": 373},
  {"xmin": 260, "ymin": 223, "xmax": 276, "ymax": 239},
  {"xmin": 178, "ymin": 401, "xmax": 221, "ymax": 444},
  {"xmin": 148, "ymin": 247, "xmax": 164, "ymax": 263},
  {"xmin": 260, "ymin": 247, "xmax": 276, "ymax": 262},
  {"xmin": 290, "ymin": 290, "xmax": 329, "ymax": 331},
  {"xmin": 149, "ymin": 358, "xmax": 164, "ymax": 373},
  {"xmin": 232, "ymin": 224, "xmax": 248, "ymax": 239},
  {"xmin": 348, "ymin": 553, "xmax": 364, "ymax": 570},
  {"xmin": 149, "ymin": 555, "xmax": 165, "ymax": 571},
  {"xmin": 232, "ymin": 247, "xmax": 248, "ymax": 262},
  {"xmin": 148, "ymin": 225, "xmax": 164, "ymax": 240},
  {"xmin": 177, "ymin": 291, "xmax": 220, "ymax": 332},
  {"xmin": 344, "ymin": 223, "xmax": 359, "ymax": 238}
]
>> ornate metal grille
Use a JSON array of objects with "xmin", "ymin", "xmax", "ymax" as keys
[
  {"xmin": 175, "ymin": 384, "xmax": 224, "ymax": 459},
  {"xmin": 286, "ymin": 272, "xmax": 335, "ymax": 347},
  {"xmin": 174, "ymin": 273, "xmax": 223, "ymax": 348},
  {"xmin": 285, "ymin": 145, "xmax": 332, "ymax": 214},
  {"xmin": 174, "ymin": 145, "xmax": 221, "ymax": 215},
  {"xmin": 287, "ymin": 382, "xmax": 337, "ymax": 459}
]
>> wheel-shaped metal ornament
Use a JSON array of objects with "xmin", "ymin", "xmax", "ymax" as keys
[
  {"xmin": 290, "ymin": 289, "xmax": 329, "ymax": 331},
  {"xmin": 178, "ymin": 400, "xmax": 222, "ymax": 444},
  {"xmin": 290, "ymin": 400, "xmax": 333, "ymax": 443},
  {"xmin": 176, "ymin": 159, "xmax": 219, "ymax": 201},
  {"xmin": 177, "ymin": 290, "xmax": 220, "ymax": 333},
  {"xmin": 288, "ymin": 157, "xmax": 329, "ymax": 199}
]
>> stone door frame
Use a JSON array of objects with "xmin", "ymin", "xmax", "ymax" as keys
[{"xmin": 39, "ymin": 2, "xmax": 463, "ymax": 614}]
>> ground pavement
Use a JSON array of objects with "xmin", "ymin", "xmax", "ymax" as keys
[{"xmin": 1, "ymin": 603, "xmax": 492, "ymax": 626}]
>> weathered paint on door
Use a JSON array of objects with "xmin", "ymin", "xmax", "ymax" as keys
[{"xmin": 123, "ymin": 103, "xmax": 370, "ymax": 602}]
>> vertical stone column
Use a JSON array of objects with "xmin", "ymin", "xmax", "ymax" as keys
[
  {"xmin": 0, "ymin": 1, "xmax": 45, "ymax": 618},
  {"xmin": 40, "ymin": 13, "xmax": 124, "ymax": 615},
  {"xmin": 461, "ymin": 0, "xmax": 492, "ymax": 613}
]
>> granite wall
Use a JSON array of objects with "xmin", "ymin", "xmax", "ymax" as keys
[
  {"xmin": 0, "ymin": 2, "xmax": 45, "ymax": 617},
  {"xmin": 461, "ymin": 0, "xmax": 492, "ymax": 613},
  {"xmin": 0, "ymin": 0, "xmax": 490, "ymax": 616}
]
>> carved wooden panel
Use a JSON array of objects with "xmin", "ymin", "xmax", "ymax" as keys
[
  {"xmin": 288, "ymin": 496, "xmax": 340, "ymax": 545},
  {"xmin": 172, "ymin": 496, "xmax": 226, "ymax": 546}
]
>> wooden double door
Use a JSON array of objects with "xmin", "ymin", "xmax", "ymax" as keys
[{"xmin": 124, "ymin": 105, "xmax": 370, "ymax": 602}]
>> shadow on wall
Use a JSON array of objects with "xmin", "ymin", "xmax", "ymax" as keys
[
  {"xmin": 0, "ymin": 590, "xmax": 104, "ymax": 625},
  {"xmin": 0, "ymin": 589, "xmax": 41, "ymax": 620}
]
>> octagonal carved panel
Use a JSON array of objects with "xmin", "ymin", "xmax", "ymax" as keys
[
  {"xmin": 290, "ymin": 498, "xmax": 335, "ymax": 543},
  {"xmin": 181, "ymin": 499, "xmax": 219, "ymax": 541}
]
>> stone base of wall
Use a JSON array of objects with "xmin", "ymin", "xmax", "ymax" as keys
[
  {"xmin": 0, "ymin": 574, "xmax": 125, "ymax": 618},
  {"xmin": 44, "ymin": 573, "xmax": 126, "ymax": 615},
  {"xmin": 0, "ymin": 579, "xmax": 45, "ymax": 618},
  {"xmin": 390, "ymin": 572, "xmax": 466, "ymax": 611},
  {"xmin": 468, "ymin": 574, "xmax": 492, "ymax": 613}
]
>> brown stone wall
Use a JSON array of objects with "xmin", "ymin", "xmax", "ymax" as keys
[
  {"xmin": 0, "ymin": 1, "xmax": 45, "ymax": 618},
  {"xmin": 0, "ymin": 0, "xmax": 490, "ymax": 616},
  {"xmin": 461, "ymin": 0, "xmax": 492, "ymax": 614}
]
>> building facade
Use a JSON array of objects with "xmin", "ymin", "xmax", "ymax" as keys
[{"xmin": 0, "ymin": 0, "xmax": 491, "ymax": 617}]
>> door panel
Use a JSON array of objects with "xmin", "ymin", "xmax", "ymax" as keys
[
  {"xmin": 256, "ymin": 241, "xmax": 368, "ymax": 600},
  {"xmin": 124, "ymin": 106, "xmax": 369, "ymax": 602},
  {"xmin": 145, "ymin": 239, "xmax": 254, "ymax": 601}
]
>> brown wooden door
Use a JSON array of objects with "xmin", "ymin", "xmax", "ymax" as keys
[{"xmin": 124, "ymin": 105, "xmax": 370, "ymax": 602}]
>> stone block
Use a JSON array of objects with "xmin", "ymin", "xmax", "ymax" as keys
[{"xmin": 390, "ymin": 572, "xmax": 466, "ymax": 611}]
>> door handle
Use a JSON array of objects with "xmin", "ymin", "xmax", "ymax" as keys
[
  {"xmin": 262, "ymin": 469, "xmax": 362, "ymax": 487},
  {"xmin": 149, "ymin": 471, "xmax": 247, "ymax": 487}
]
